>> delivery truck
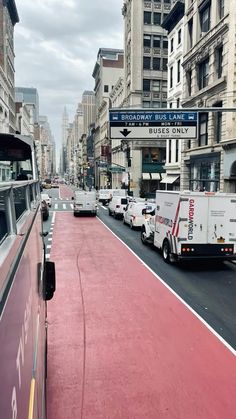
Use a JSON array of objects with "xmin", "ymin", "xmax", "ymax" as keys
[
  {"xmin": 141, "ymin": 190, "xmax": 236, "ymax": 263},
  {"xmin": 73, "ymin": 189, "xmax": 97, "ymax": 216}
]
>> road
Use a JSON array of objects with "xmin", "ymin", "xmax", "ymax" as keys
[{"xmin": 43, "ymin": 187, "xmax": 236, "ymax": 350}]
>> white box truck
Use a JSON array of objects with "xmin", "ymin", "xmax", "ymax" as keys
[
  {"xmin": 141, "ymin": 190, "xmax": 236, "ymax": 263},
  {"xmin": 73, "ymin": 190, "xmax": 97, "ymax": 216}
]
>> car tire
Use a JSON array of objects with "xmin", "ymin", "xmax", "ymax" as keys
[
  {"xmin": 141, "ymin": 227, "xmax": 147, "ymax": 245},
  {"xmin": 108, "ymin": 209, "xmax": 112, "ymax": 216},
  {"xmin": 162, "ymin": 240, "xmax": 171, "ymax": 263}
]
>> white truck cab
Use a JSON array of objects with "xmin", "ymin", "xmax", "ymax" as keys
[{"xmin": 141, "ymin": 190, "xmax": 236, "ymax": 263}]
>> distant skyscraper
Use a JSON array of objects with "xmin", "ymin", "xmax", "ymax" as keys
[
  {"xmin": 61, "ymin": 106, "xmax": 69, "ymax": 146},
  {"xmin": 81, "ymin": 91, "xmax": 95, "ymax": 135},
  {"xmin": 61, "ymin": 107, "xmax": 69, "ymax": 174}
]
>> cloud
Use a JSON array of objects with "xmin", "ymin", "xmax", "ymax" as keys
[{"xmin": 14, "ymin": 0, "xmax": 124, "ymax": 150}]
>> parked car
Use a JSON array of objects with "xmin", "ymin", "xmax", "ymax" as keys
[
  {"xmin": 123, "ymin": 201, "xmax": 155, "ymax": 229},
  {"xmin": 41, "ymin": 193, "xmax": 52, "ymax": 207},
  {"xmin": 41, "ymin": 200, "xmax": 49, "ymax": 221},
  {"xmin": 108, "ymin": 196, "xmax": 128, "ymax": 219}
]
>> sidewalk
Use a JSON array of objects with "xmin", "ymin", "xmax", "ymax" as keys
[{"xmin": 47, "ymin": 213, "xmax": 236, "ymax": 419}]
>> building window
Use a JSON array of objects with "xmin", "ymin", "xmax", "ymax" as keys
[
  {"xmin": 153, "ymin": 101, "xmax": 161, "ymax": 108},
  {"xmin": 104, "ymin": 85, "xmax": 109, "ymax": 93},
  {"xmin": 153, "ymin": 57, "xmax": 161, "ymax": 70},
  {"xmin": 198, "ymin": 57, "xmax": 209, "ymax": 90},
  {"xmin": 162, "ymin": 81, "xmax": 167, "ymax": 92},
  {"xmin": 170, "ymin": 66, "xmax": 173, "ymax": 88},
  {"xmin": 190, "ymin": 156, "xmax": 220, "ymax": 192},
  {"xmin": 144, "ymin": 35, "xmax": 151, "ymax": 47},
  {"xmin": 162, "ymin": 102, "xmax": 167, "ymax": 108},
  {"xmin": 214, "ymin": 101, "xmax": 223, "ymax": 143},
  {"xmin": 143, "ymin": 56, "xmax": 151, "ymax": 70},
  {"xmin": 177, "ymin": 59, "xmax": 181, "ymax": 83},
  {"xmin": 163, "ymin": 39, "xmax": 168, "ymax": 49},
  {"xmin": 176, "ymin": 98, "xmax": 180, "ymax": 108},
  {"xmin": 162, "ymin": 58, "xmax": 168, "ymax": 71},
  {"xmin": 175, "ymin": 139, "xmax": 179, "ymax": 163},
  {"xmin": 152, "ymin": 80, "xmax": 161, "ymax": 91},
  {"xmin": 218, "ymin": 0, "xmax": 224, "ymax": 19},
  {"xmin": 153, "ymin": 12, "xmax": 161, "ymax": 25},
  {"xmin": 178, "ymin": 28, "xmax": 182, "ymax": 44},
  {"xmin": 143, "ymin": 101, "xmax": 151, "ymax": 108},
  {"xmin": 199, "ymin": 113, "xmax": 208, "ymax": 146},
  {"xmin": 168, "ymin": 140, "xmax": 172, "ymax": 164},
  {"xmin": 200, "ymin": 3, "xmax": 211, "ymax": 34},
  {"xmin": 187, "ymin": 69, "xmax": 192, "ymax": 96},
  {"xmin": 144, "ymin": 11, "xmax": 151, "ymax": 24},
  {"xmin": 170, "ymin": 38, "xmax": 174, "ymax": 52},
  {"xmin": 216, "ymin": 45, "xmax": 223, "ymax": 78},
  {"xmin": 153, "ymin": 35, "xmax": 161, "ymax": 48},
  {"xmin": 169, "ymin": 102, "xmax": 173, "ymax": 108},
  {"xmin": 143, "ymin": 79, "xmax": 151, "ymax": 91},
  {"xmin": 188, "ymin": 18, "xmax": 193, "ymax": 49}
]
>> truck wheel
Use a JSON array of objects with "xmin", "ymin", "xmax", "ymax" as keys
[
  {"xmin": 141, "ymin": 227, "xmax": 147, "ymax": 245},
  {"xmin": 162, "ymin": 240, "xmax": 171, "ymax": 263}
]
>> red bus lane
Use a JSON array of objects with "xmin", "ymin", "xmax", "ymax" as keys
[{"xmin": 47, "ymin": 213, "xmax": 236, "ymax": 419}]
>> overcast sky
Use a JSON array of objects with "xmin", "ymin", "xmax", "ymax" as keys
[{"xmin": 14, "ymin": 0, "xmax": 124, "ymax": 151}]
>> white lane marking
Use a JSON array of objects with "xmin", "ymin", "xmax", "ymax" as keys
[
  {"xmin": 52, "ymin": 211, "xmax": 56, "ymax": 223},
  {"xmin": 55, "ymin": 198, "xmax": 58, "ymax": 200},
  {"xmin": 55, "ymin": 204, "xmax": 58, "ymax": 209},
  {"xmin": 98, "ymin": 218, "xmax": 236, "ymax": 357},
  {"xmin": 58, "ymin": 188, "xmax": 61, "ymax": 199},
  {"xmin": 63, "ymin": 204, "xmax": 66, "ymax": 209},
  {"xmin": 45, "ymin": 253, "xmax": 50, "ymax": 259},
  {"xmin": 70, "ymin": 204, "xmax": 73, "ymax": 209},
  {"xmin": 102, "ymin": 206, "xmax": 108, "ymax": 210},
  {"xmin": 47, "ymin": 245, "xmax": 51, "ymax": 249},
  {"xmin": 48, "ymin": 238, "xmax": 52, "ymax": 242}
]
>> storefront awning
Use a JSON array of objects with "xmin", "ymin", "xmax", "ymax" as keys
[
  {"xmin": 150, "ymin": 173, "xmax": 161, "ymax": 180},
  {"xmin": 142, "ymin": 173, "xmax": 162, "ymax": 180},
  {"xmin": 160, "ymin": 174, "xmax": 180, "ymax": 184}
]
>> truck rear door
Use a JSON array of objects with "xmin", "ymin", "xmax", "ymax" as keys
[{"xmin": 207, "ymin": 195, "xmax": 235, "ymax": 244}]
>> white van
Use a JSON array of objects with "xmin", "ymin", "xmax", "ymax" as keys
[
  {"xmin": 73, "ymin": 190, "xmax": 97, "ymax": 216},
  {"xmin": 98, "ymin": 188, "xmax": 126, "ymax": 205},
  {"xmin": 108, "ymin": 196, "xmax": 128, "ymax": 218},
  {"xmin": 123, "ymin": 201, "xmax": 155, "ymax": 229}
]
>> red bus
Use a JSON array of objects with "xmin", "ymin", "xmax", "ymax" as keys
[{"xmin": 0, "ymin": 134, "xmax": 55, "ymax": 418}]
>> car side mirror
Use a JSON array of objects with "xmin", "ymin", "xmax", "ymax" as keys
[{"xmin": 43, "ymin": 261, "xmax": 56, "ymax": 301}]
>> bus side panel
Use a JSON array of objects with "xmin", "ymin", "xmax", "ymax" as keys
[{"xmin": 0, "ymin": 211, "xmax": 46, "ymax": 419}]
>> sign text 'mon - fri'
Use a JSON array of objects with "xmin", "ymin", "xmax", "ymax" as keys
[{"xmin": 109, "ymin": 110, "xmax": 198, "ymax": 140}]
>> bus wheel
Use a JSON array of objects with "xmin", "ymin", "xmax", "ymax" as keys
[{"xmin": 162, "ymin": 240, "xmax": 171, "ymax": 263}]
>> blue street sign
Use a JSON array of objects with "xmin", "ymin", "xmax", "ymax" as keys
[{"xmin": 109, "ymin": 110, "xmax": 198, "ymax": 123}]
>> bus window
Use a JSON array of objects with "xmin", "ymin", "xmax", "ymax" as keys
[
  {"xmin": 0, "ymin": 192, "xmax": 7, "ymax": 243},
  {"xmin": 13, "ymin": 186, "xmax": 27, "ymax": 220}
]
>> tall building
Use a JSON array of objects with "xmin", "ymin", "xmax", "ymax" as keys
[
  {"xmin": 81, "ymin": 90, "xmax": 95, "ymax": 135},
  {"xmin": 161, "ymin": 0, "xmax": 185, "ymax": 190},
  {"xmin": 122, "ymin": 0, "xmax": 175, "ymax": 197},
  {"xmin": 92, "ymin": 48, "xmax": 124, "ymax": 188},
  {"xmin": 181, "ymin": 0, "xmax": 236, "ymax": 193},
  {"xmin": 0, "ymin": 0, "xmax": 19, "ymax": 133}
]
